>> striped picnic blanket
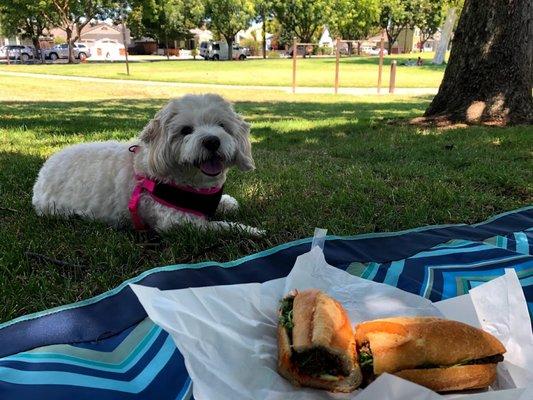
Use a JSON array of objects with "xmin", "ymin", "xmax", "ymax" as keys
[{"xmin": 0, "ymin": 206, "xmax": 532, "ymax": 399}]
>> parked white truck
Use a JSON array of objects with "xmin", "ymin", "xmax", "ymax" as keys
[{"xmin": 199, "ymin": 41, "xmax": 250, "ymax": 60}]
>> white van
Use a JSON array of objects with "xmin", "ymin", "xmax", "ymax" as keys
[{"xmin": 199, "ymin": 41, "xmax": 249, "ymax": 60}]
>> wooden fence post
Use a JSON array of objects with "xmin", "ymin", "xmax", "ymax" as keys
[
  {"xmin": 120, "ymin": 10, "xmax": 130, "ymax": 76},
  {"xmin": 377, "ymin": 29, "xmax": 385, "ymax": 93},
  {"xmin": 334, "ymin": 37, "xmax": 340, "ymax": 94},
  {"xmin": 389, "ymin": 60, "xmax": 397, "ymax": 93},
  {"xmin": 292, "ymin": 37, "xmax": 297, "ymax": 94}
]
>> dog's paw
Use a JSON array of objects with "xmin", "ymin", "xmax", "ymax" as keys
[
  {"xmin": 246, "ymin": 226, "xmax": 266, "ymax": 237},
  {"xmin": 217, "ymin": 195, "xmax": 239, "ymax": 214}
]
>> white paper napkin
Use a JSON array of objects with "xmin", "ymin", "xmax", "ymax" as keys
[{"xmin": 131, "ymin": 245, "xmax": 532, "ymax": 399}]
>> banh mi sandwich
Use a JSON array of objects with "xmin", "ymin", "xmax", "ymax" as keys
[
  {"xmin": 277, "ymin": 289, "xmax": 362, "ymax": 392},
  {"xmin": 355, "ymin": 317, "xmax": 506, "ymax": 392}
]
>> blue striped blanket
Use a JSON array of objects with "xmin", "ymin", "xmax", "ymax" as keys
[{"xmin": 0, "ymin": 207, "xmax": 532, "ymax": 399}]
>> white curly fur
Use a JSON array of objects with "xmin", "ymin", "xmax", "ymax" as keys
[{"xmin": 32, "ymin": 94, "xmax": 263, "ymax": 236}]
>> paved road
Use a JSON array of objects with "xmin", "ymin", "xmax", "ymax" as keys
[{"xmin": 0, "ymin": 70, "xmax": 438, "ymax": 96}]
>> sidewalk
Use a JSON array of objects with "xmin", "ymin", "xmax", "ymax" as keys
[{"xmin": 0, "ymin": 70, "xmax": 438, "ymax": 96}]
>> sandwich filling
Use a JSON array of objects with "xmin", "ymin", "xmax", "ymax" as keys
[
  {"xmin": 357, "ymin": 341, "xmax": 504, "ymax": 384},
  {"xmin": 278, "ymin": 295, "xmax": 350, "ymax": 380}
]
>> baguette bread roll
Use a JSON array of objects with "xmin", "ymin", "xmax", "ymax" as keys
[
  {"xmin": 355, "ymin": 317, "xmax": 505, "ymax": 375},
  {"xmin": 277, "ymin": 289, "xmax": 362, "ymax": 392},
  {"xmin": 394, "ymin": 364, "xmax": 498, "ymax": 392}
]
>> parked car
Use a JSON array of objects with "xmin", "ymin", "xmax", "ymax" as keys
[
  {"xmin": 0, "ymin": 45, "xmax": 35, "ymax": 62},
  {"xmin": 199, "ymin": 41, "xmax": 249, "ymax": 60},
  {"xmin": 44, "ymin": 43, "xmax": 91, "ymax": 61}
]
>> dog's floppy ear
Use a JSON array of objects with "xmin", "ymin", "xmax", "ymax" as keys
[
  {"xmin": 234, "ymin": 118, "xmax": 255, "ymax": 171},
  {"xmin": 140, "ymin": 118, "xmax": 162, "ymax": 143}
]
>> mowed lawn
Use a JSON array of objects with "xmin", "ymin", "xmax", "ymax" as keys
[
  {"xmin": 0, "ymin": 52, "xmax": 445, "ymax": 88},
  {"xmin": 1, "ymin": 76, "xmax": 532, "ymax": 322}
]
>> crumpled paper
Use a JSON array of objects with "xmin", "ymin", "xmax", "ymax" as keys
[{"xmin": 130, "ymin": 238, "xmax": 533, "ymax": 399}]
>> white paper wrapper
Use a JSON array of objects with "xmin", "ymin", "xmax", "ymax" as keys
[{"xmin": 130, "ymin": 241, "xmax": 533, "ymax": 399}]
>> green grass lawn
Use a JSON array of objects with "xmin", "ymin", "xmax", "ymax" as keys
[
  {"xmin": 0, "ymin": 52, "xmax": 445, "ymax": 88},
  {"xmin": 1, "ymin": 76, "xmax": 531, "ymax": 322}
]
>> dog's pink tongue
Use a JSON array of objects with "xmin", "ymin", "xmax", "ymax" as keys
[{"xmin": 200, "ymin": 158, "xmax": 224, "ymax": 176}]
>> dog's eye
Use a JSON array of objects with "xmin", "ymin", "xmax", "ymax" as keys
[
  {"xmin": 218, "ymin": 122, "xmax": 229, "ymax": 133},
  {"xmin": 181, "ymin": 126, "xmax": 193, "ymax": 135}
]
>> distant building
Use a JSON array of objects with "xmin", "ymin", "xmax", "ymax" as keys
[
  {"xmin": 47, "ymin": 23, "xmax": 131, "ymax": 47},
  {"xmin": 367, "ymin": 28, "xmax": 442, "ymax": 54}
]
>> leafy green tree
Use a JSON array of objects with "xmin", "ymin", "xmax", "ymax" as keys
[
  {"xmin": 329, "ymin": 0, "xmax": 380, "ymax": 41},
  {"xmin": 127, "ymin": 0, "xmax": 203, "ymax": 53},
  {"xmin": 379, "ymin": 0, "xmax": 416, "ymax": 53},
  {"xmin": 412, "ymin": 0, "xmax": 445, "ymax": 52},
  {"xmin": 44, "ymin": 0, "xmax": 114, "ymax": 63},
  {"xmin": 0, "ymin": 0, "xmax": 56, "ymax": 59},
  {"xmin": 255, "ymin": 0, "xmax": 273, "ymax": 58},
  {"xmin": 205, "ymin": 0, "xmax": 255, "ymax": 60},
  {"xmin": 272, "ymin": 0, "xmax": 334, "ymax": 44}
]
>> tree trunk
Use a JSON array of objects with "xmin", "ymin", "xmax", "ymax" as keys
[
  {"xmin": 165, "ymin": 33, "xmax": 169, "ymax": 60},
  {"xmin": 432, "ymin": 7, "xmax": 456, "ymax": 65},
  {"xmin": 31, "ymin": 37, "xmax": 41, "ymax": 62},
  {"xmin": 66, "ymin": 27, "xmax": 75, "ymax": 64},
  {"xmin": 226, "ymin": 36, "xmax": 233, "ymax": 60},
  {"xmin": 262, "ymin": 13, "xmax": 267, "ymax": 59},
  {"xmin": 425, "ymin": 0, "xmax": 533, "ymax": 125},
  {"xmin": 386, "ymin": 31, "xmax": 393, "ymax": 54}
]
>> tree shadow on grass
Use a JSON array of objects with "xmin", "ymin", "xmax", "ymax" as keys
[{"xmin": 0, "ymin": 96, "xmax": 432, "ymax": 138}]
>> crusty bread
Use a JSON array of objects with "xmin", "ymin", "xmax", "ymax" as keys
[
  {"xmin": 277, "ymin": 323, "xmax": 362, "ymax": 392},
  {"xmin": 394, "ymin": 364, "xmax": 498, "ymax": 392},
  {"xmin": 355, "ymin": 317, "xmax": 506, "ymax": 375},
  {"xmin": 277, "ymin": 290, "xmax": 362, "ymax": 392},
  {"xmin": 292, "ymin": 290, "xmax": 355, "ymax": 368}
]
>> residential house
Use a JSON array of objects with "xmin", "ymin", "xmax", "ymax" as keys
[{"xmin": 235, "ymin": 22, "xmax": 273, "ymax": 50}]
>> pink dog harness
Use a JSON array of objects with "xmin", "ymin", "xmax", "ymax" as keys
[{"xmin": 128, "ymin": 146, "xmax": 224, "ymax": 230}]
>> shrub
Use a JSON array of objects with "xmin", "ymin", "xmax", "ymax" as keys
[
  {"xmin": 240, "ymin": 38, "xmax": 261, "ymax": 56},
  {"xmin": 267, "ymin": 51, "xmax": 281, "ymax": 59},
  {"xmin": 318, "ymin": 45, "xmax": 333, "ymax": 55}
]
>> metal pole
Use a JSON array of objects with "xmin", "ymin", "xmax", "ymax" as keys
[
  {"xmin": 389, "ymin": 60, "xmax": 397, "ymax": 93},
  {"xmin": 292, "ymin": 37, "xmax": 297, "ymax": 94},
  {"xmin": 120, "ymin": 7, "xmax": 130, "ymax": 76},
  {"xmin": 334, "ymin": 37, "xmax": 340, "ymax": 94},
  {"xmin": 377, "ymin": 29, "xmax": 385, "ymax": 93}
]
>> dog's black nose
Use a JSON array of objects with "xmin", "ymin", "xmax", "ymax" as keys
[{"xmin": 202, "ymin": 136, "xmax": 220, "ymax": 152}]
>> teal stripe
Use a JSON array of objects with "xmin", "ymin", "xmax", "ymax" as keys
[
  {"xmin": 497, "ymin": 236, "xmax": 508, "ymax": 249},
  {"xmin": 411, "ymin": 243, "xmax": 494, "ymax": 259},
  {"xmin": 433, "ymin": 239, "xmax": 475, "ymax": 249},
  {"xmin": 175, "ymin": 377, "xmax": 192, "ymax": 400},
  {"xmin": 520, "ymin": 276, "xmax": 533, "ymax": 286},
  {"xmin": 363, "ymin": 262, "xmax": 380, "ymax": 281},
  {"xmin": 421, "ymin": 254, "xmax": 531, "ymax": 298},
  {"xmin": 383, "ymin": 260, "xmax": 405, "ymax": 287},
  {"xmin": 514, "ymin": 232, "xmax": 530, "ymax": 255},
  {"xmin": 2, "ymin": 206, "xmax": 531, "ymax": 333},
  {"xmin": 0, "ymin": 335, "xmax": 176, "ymax": 393},
  {"xmin": 3, "ymin": 325, "xmax": 161, "ymax": 371}
]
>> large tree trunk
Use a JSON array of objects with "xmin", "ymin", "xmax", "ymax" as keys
[
  {"xmin": 424, "ymin": 0, "xmax": 533, "ymax": 125},
  {"xmin": 66, "ymin": 27, "xmax": 75, "ymax": 64},
  {"xmin": 432, "ymin": 7, "xmax": 457, "ymax": 65},
  {"xmin": 31, "ymin": 37, "xmax": 41, "ymax": 61},
  {"xmin": 226, "ymin": 36, "xmax": 233, "ymax": 60}
]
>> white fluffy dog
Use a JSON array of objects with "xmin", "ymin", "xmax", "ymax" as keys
[{"xmin": 32, "ymin": 94, "xmax": 263, "ymax": 235}]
